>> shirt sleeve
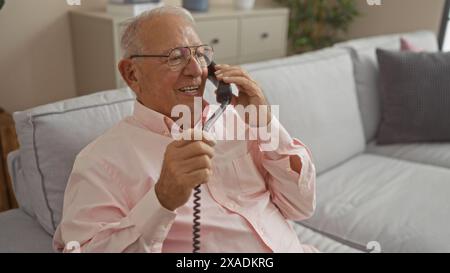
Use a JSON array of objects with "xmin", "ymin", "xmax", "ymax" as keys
[
  {"xmin": 53, "ymin": 155, "xmax": 176, "ymax": 253},
  {"xmin": 253, "ymin": 117, "xmax": 316, "ymax": 221}
]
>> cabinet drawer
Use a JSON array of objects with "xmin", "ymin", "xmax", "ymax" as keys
[
  {"xmin": 240, "ymin": 16, "xmax": 287, "ymax": 57},
  {"xmin": 195, "ymin": 19, "xmax": 239, "ymax": 61}
]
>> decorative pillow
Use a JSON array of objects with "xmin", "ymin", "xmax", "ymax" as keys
[
  {"xmin": 13, "ymin": 89, "xmax": 135, "ymax": 234},
  {"xmin": 376, "ymin": 49, "xmax": 450, "ymax": 144},
  {"xmin": 334, "ymin": 31, "xmax": 439, "ymax": 143},
  {"xmin": 400, "ymin": 37, "xmax": 423, "ymax": 52}
]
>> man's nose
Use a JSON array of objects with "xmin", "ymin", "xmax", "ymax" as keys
[{"xmin": 183, "ymin": 54, "xmax": 203, "ymax": 77}]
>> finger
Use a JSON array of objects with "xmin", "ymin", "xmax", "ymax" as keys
[
  {"xmin": 214, "ymin": 65, "xmax": 236, "ymax": 73},
  {"xmin": 185, "ymin": 169, "xmax": 212, "ymax": 188},
  {"xmin": 221, "ymin": 76, "xmax": 260, "ymax": 96},
  {"xmin": 215, "ymin": 66, "xmax": 246, "ymax": 76},
  {"xmin": 214, "ymin": 63, "xmax": 230, "ymax": 70},
  {"xmin": 201, "ymin": 131, "xmax": 217, "ymax": 146},
  {"xmin": 178, "ymin": 155, "xmax": 212, "ymax": 173},
  {"xmin": 177, "ymin": 140, "xmax": 215, "ymax": 160},
  {"xmin": 216, "ymin": 69, "xmax": 253, "ymax": 82},
  {"xmin": 174, "ymin": 129, "xmax": 216, "ymax": 148},
  {"xmin": 230, "ymin": 95, "xmax": 239, "ymax": 106},
  {"xmin": 216, "ymin": 65, "xmax": 249, "ymax": 74}
]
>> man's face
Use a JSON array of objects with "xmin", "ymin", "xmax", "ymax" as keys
[{"xmin": 125, "ymin": 15, "xmax": 208, "ymax": 118}]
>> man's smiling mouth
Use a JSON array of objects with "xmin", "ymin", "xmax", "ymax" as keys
[{"xmin": 177, "ymin": 85, "xmax": 200, "ymax": 96}]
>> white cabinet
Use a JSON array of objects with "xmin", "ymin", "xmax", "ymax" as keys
[
  {"xmin": 70, "ymin": 5, "xmax": 289, "ymax": 96},
  {"xmin": 240, "ymin": 15, "xmax": 287, "ymax": 62},
  {"xmin": 195, "ymin": 18, "xmax": 239, "ymax": 63}
]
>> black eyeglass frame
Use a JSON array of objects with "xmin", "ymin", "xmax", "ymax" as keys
[{"xmin": 129, "ymin": 44, "xmax": 214, "ymax": 68}]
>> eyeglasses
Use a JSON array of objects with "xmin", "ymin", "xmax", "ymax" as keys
[{"xmin": 129, "ymin": 45, "xmax": 214, "ymax": 71}]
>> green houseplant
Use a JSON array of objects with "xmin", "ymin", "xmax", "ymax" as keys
[
  {"xmin": 276, "ymin": 0, "xmax": 359, "ymax": 54},
  {"xmin": 0, "ymin": 0, "xmax": 4, "ymax": 10}
]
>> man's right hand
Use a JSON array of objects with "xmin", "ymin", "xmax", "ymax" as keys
[{"xmin": 155, "ymin": 119, "xmax": 216, "ymax": 211}]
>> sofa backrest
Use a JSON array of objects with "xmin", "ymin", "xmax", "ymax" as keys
[
  {"xmin": 12, "ymin": 89, "xmax": 135, "ymax": 234},
  {"xmin": 241, "ymin": 47, "xmax": 365, "ymax": 174},
  {"xmin": 335, "ymin": 30, "xmax": 439, "ymax": 142}
]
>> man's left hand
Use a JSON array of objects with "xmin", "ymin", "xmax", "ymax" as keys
[{"xmin": 214, "ymin": 64, "xmax": 271, "ymax": 127}]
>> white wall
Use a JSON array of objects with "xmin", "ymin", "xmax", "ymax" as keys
[
  {"xmin": 0, "ymin": 0, "xmax": 110, "ymax": 113},
  {"xmin": 347, "ymin": 0, "xmax": 446, "ymax": 39}
]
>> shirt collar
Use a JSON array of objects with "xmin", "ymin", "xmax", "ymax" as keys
[{"xmin": 132, "ymin": 100, "xmax": 212, "ymax": 137}]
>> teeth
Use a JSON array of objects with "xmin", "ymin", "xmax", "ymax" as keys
[{"xmin": 179, "ymin": 86, "xmax": 199, "ymax": 93}]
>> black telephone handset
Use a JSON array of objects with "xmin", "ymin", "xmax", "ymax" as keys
[
  {"xmin": 192, "ymin": 62, "xmax": 233, "ymax": 253},
  {"xmin": 207, "ymin": 61, "xmax": 233, "ymax": 105}
]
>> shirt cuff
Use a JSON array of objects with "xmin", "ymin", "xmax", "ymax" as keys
[{"xmin": 128, "ymin": 186, "xmax": 176, "ymax": 248}]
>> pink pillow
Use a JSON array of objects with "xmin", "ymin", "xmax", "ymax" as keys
[{"xmin": 400, "ymin": 37, "xmax": 423, "ymax": 52}]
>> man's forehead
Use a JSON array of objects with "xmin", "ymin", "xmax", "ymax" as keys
[{"xmin": 138, "ymin": 15, "xmax": 201, "ymax": 52}]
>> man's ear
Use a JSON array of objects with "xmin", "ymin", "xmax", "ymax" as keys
[{"xmin": 118, "ymin": 59, "xmax": 141, "ymax": 94}]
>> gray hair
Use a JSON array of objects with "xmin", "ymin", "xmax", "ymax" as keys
[{"xmin": 120, "ymin": 5, "xmax": 195, "ymax": 58}]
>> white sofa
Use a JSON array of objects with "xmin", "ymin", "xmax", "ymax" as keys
[{"xmin": 1, "ymin": 30, "xmax": 449, "ymax": 253}]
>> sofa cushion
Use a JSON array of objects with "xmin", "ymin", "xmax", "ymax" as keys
[
  {"xmin": 366, "ymin": 141, "xmax": 450, "ymax": 169},
  {"xmin": 242, "ymin": 48, "xmax": 365, "ymax": 174},
  {"xmin": 292, "ymin": 223, "xmax": 363, "ymax": 253},
  {"xmin": 0, "ymin": 209, "xmax": 53, "ymax": 253},
  {"xmin": 303, "ymin": 154, "xmax": 450, "ymax": 252},
  {"xmin": 335, "ymin": 31, "xmax": 439, "ymax": 142},
  {"xmin": 13, "ymin": 89, "xmax": 135, "ymax": 234},
  {"xmin": 376, "ymin": 49, "xmax": 450, "ymax": 144}
]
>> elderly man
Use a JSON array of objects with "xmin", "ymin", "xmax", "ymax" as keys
[{"xmin": 53, "ymin": 6, "xmax": 316, "ymax": 253}]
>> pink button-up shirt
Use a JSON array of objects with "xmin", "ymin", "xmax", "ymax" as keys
[{"xmin": 53, "ymin": 101, "xmax": 317, "ymax": 253}]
